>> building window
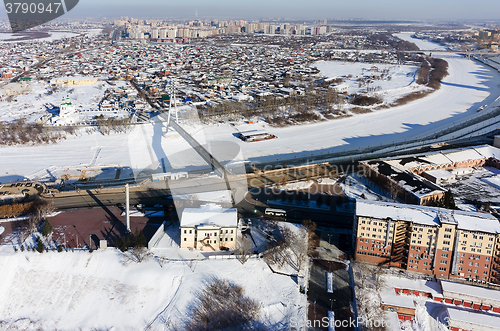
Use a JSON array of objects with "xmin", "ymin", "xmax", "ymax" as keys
[
  {"xmin": 441, "ymin": 253, "xmax": 448, "ymax": 258},
  {"xmin": 184, "ymin": 238, "xmax": 187, "ymax": 241},
  {"xmin": 460, "ymin": 260, "xmax": 464, "ymax": 264},
  {"xmin": 486, "ymin": 257, "xmax": 491, "ymax": 261},
  {"xmin": 443, "ymin": 247, "xmax": 449, "ymax": 251},
  {"xmin": 474, "ymin": 270, "xmax": 478, "ymax": 274},
  {"xmin": 225, "ymin": 238, "xmax": 228, "ymax": 241},
  {"xmin": 484, "ymin": 271, "xmax": 488, "ymax": 275},
  {"xmin": 439, "ymin": 267, "xmax": 446, "ymax": 271},
  {"xmin": 231, "ymin": 230, "xmax": 234, "ymax": 234},
  {"xmin": 443, "ymin": 241, "xmax": 450, "ymax": 245},
  {"xmin": 485, "ymin": 264, "xmax": 489, "ymax": 268},
  {"xmin": 444, "ymin": 234, "xmax": 451, "ymax": 239},
  {"xmin": 469, "ymin": 262, "xmax": 473, "ymax": 266},
  {"xmin": 440, "ymin": 260, "xmax": 447, "ymax": 264},
  {"xmin": 475, "ymin": 263, "xmax": 479, "ymax": 267},
  {"xmin": 184, "ymin": 230, "xmax": 187, "ymax": 234},
  {"xmin": 445, "ymin": 228, "xmax": 452, "ymax": 232},
  {"xmin": 230, "ymin": 238, "xmax": 233, "ymax": 241},
  {"xmin": 189, "ymin": 230, "xmax": 192, "ymax": 234}
]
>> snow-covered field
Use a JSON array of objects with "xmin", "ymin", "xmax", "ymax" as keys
[
  {"xmin": 0, "ymin": 29, "xmax": 100, "ymax": 43},
  {"xmin": 0, "ymin": 247, "xmax": 304, "ymax": 330},
  {"xmin": 0, "ymin": 81, "xmax": 106, "ymax": 122},
  {"xmin": 314, "ymin": 61, "xmax": 420, "ymax": 98}
]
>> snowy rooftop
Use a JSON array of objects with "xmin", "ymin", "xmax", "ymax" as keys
[
  {"xmin": 356, "ymin": 200, "xmax": 500, "ymax": 233},
  {"xmin": 441, "ymin": 280, "xmax": 500, "ymax": 303},
  {"xmin": 180, "ymin": 203, "xmax": 238, "ymax": 227},
  {"xmin": 453, "ymin": 212, "xmax": 500, "ymax": 233},
  {"xmin": 424, "ymin": 169, "xmax": 455, "ymax": 179},
  {"xmin": 446, "ymin": 307, "xmax": 500, "ymax": 329},
  {"xmin": 383, "ymin": 276, "xmax": 443, "ymax": 298},
  {"xmin": 356, "ymin": 200, "xmax": 440, "ymax": 226},
  {"xmin": 380, "ymin": 145, "xmax": 500, "ymax": 172},
  {"xmin": 380, "ymin": 288, "xmax": 415, "ymax": 309}
]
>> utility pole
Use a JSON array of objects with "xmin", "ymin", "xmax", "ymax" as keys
[{"xmin": 126, "ymin": 184, "xmax": 131, "ymax": 233}]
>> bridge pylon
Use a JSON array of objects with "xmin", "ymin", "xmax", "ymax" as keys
[{"xmin": 167, "ymin": 78, "xmax": 179, "ymax": 126}]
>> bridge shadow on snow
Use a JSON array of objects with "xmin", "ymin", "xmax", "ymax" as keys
[{"xmin": 440, "ymin": 81, "xmax": 490, "ymax": 92}]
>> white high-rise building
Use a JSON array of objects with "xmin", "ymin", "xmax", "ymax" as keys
[
  {"xmin": 159, "ymin": 28, "xmax": 167, "ymax": 39},
  {"xmin": 151, "ymin": 28, "xmax": 159, "ymax": 39},
  {"xmin": 168, "ymin": 27, "xmax": 177, "ymax": 39}
]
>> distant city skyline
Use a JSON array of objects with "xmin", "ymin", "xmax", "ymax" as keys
[{"xmin": 2, "ymin": 0, "xmax": 500, "ymax": 21}]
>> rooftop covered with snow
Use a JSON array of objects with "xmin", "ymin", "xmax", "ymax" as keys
[
  {"xmin": 441, "ymin": 280, "xmax": 500, "ymax": 304},
  {"xmin": 180, "ymin": 203, "xmax": 238, "ymax": 228},
  {"xmin": 446, "ymin": 307, "xmax": 500, "ymax": 329}
]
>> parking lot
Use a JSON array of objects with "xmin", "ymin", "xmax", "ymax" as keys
[{"xmin": 48, "ymin": 206, "xmax": 162, "ymax": 249}]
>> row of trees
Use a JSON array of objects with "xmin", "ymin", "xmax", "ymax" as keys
[
  {"xmin": 197, "ymin": 87, "xmax": 345, "ymax": 126},
  {"xmin": 0, "ymin": 119, "xmax": 66, "ymax": 146},
  {"xmin": 416, "ymin": 57, "xmax": 449, "ymax": 89},
  {"xmin": 94, "ymin": 115, "xmax": 132, "ymax": 135}
]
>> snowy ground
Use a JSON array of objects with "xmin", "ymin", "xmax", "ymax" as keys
[
  {"xmin": 0, "ymin": 80, "xmax": 107, "ymax": 122},
  {"xmin": 314, "ymin": 60, "xmax": 424, "ymax": 105},
  {"xmin": 0, "ymin": 29, "xmax": 100, "ymax": 44},
  {"xmin": 0, "ymin": 246, "xmax": 304, "ymax": 330}
]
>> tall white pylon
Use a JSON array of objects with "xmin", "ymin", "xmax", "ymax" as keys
[
  {"xmin": 167, "ymin": 78, "xmax": 179, "ymax": 125},
  {"xmin": 125, "ymin": 184, "xmax": 131, "ymax": 233}
]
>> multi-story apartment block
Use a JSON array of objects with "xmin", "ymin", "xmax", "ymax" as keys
[
  {"xmin": 355, "ymin": 200, "xmax": 500, "ymax": 284},
  {"xmin": 180, "ymin": 203, "xmax": 238, "ymax": 251}
]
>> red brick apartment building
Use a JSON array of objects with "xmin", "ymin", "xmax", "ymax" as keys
[{"xmin": 355, "ymin": 200, "xmax": 500, "ymax": 284}]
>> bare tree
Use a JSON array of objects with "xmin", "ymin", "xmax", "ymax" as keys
[
  {"xmin": 282, "ymin": 226, "xmax": 308, "ymax": 274},
  {"xmin": 237, "ymin": 235, "xmax": 253, "ymax": 265},
  {"xmin": 125, "ymin": 246, "xmax": 150, "ymax": 263}
]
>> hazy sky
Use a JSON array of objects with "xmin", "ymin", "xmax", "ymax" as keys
[{"xmin": 2, "ymin": 0, "xmax": 500, "ymax": 20}]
